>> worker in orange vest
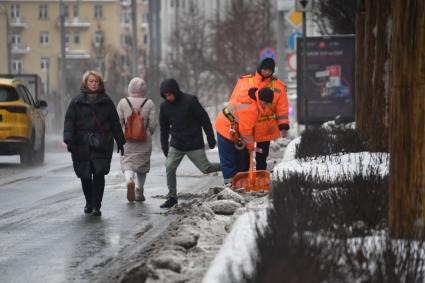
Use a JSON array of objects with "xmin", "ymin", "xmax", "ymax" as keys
[
  {"xmin": 214, "ymin": 88, "xmax": 274, "ymax": 185},
  {"xmin": 230, "ymin": 57, "xmax": 289, "ymax": 170}
]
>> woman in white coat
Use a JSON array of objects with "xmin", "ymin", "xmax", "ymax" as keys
[{"xmin": 117, "ymin": 78, "xmax": 157, "ymax": 201}]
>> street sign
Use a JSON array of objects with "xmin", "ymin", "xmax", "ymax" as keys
[
  {"xmin": 288, "ymin": 31, "xmax": 302, "ymax": 49},
  {"xmin": 287, "ymin": 53, "xmax": 297, "ymax": 72},
  {"xmin": 295, "ymin": 0, "xmax": 313, "ymax": 12},
  {"xmin": 259, "ymin": 47, "xmax": 277, "ymax": 60},
  {"xmin": 278, "ymin": 0, "xmax": 293, "ymax": 11},
  {"xmin": 286, "ymin": 9, "xmax": 303, "ymax": 28}
]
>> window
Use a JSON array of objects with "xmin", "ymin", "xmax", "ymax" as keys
[
  {"xmin": 21, "ymin": 86, "xmax": 36, "ymax": 106},
  {"xmin": 142, "ymin": 13, "xmax": 148, "ymax": 24},
  {"xmin": 10, "ymin": 4, "xmax": 20, "ymax": 19},
  {"xmin": 62, "ymin": 4, "xmax": 69, "ymax": 18},
  {"xmin": 170, "ymin": 0, "xmax": 174, "ymax": 8},
  {"xmin": 94, "ymin": 5, "xmax": 103, "ymax": 19},
  {"xmin": 73, "ymin": 5, "xmax": 79, "ymax": 18},
  {"xmin": 11, "ymin": 34, "xmax": 21, "ymax": 47},
  {"xmin": 143, "ymin": 34, "xmax": 148, "ymax": 45},
  {"xmin": 12, "ymin": 59, "xmax": 22, "ymax": 74},
  {"xmin": 95, "ymin": 31, "xmax": 104, "ymax": 47},
  {"xmin": 39, "ymin": 4, "xmax": 48, "ymax": 19},
  {"xmin": 120, "ymin": 0, "xmax": 129, "ymax": 4},
  {"xmin": 120, "ymin": 34, "xmax": 127, "ymax": 46},
  {"xmin": 74, "ymin": 32, "xmax": 80, "ymax": 44},
  {"xmin": 65, "ymin": 33, "xmax": 70, "ymax": 45},
  {"xmin": 40, "ymin": 31, "xmax": 49, "ymax": 45},
  {"xmin": 120, "ymin": 11, "xmax": 129, "ymax": 24},
  {"xmin": 40, "ymin": 57, "xmax": 50, "ymax": 71},
  {"xmin": 182, "ymin": 0, "xmax": 186, "ymax": 8}
]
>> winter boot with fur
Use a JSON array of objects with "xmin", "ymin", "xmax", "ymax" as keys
[
  {"xmin": 135, "ymin": 187, "xmax": 145, "ymax": 202},
  {"xmin": 127, "ymin": 180, "xmax": 135, "ymax": 202}
]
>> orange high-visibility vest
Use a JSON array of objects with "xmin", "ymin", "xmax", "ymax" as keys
[
  {"xmin": 230, "ymin": 72, "xmax": 289, "ymax": 142},
  {"xmin": 214, "ymin": 94, "xmax": 259, "ymax": 151}
]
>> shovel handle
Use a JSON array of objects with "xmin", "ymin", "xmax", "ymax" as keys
[{"xmin": 249, "ymin": 150, "xmax": 254, "ymax": 183}]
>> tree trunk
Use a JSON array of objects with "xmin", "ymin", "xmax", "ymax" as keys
[
  {"xmin": 388, "ymin": 0, "xmax": 425, "ymax": 239},
  {"xmin": 355, "ymin": 0, "xmax": 390, "ymax": 152}
]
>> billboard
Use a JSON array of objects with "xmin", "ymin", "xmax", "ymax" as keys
[{"xmin": 296, "ymin": 35, "xmax": 355, "ymax": 124}]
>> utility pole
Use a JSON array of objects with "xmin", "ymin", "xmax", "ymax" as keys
[
  {"xmin": 302, "ymin": 7, "xmax": 308, "ymax": 130},
  {"xmin": 296, "ymin": 0, "xmax": 313, "ymax": 130},
  {"xmin": 6, "ymin": 10, "xmax": 11, "ymax": 73},
  {"xmin": 131, "ymin": 0, "xmax": 138, "ymax": 77},
  {"xmin": 1, "ymin": 5, "xmax": 12, "ymax": 73},
  {"xmin": 59, "ymin": 0, "xmax": 67, "ymax": 120}
]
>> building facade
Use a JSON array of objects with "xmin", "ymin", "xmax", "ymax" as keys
[{"xmin": 0, "ymin": 0, "xmax": 149, "ymax": 117}]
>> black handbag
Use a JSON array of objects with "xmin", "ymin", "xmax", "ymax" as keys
[{"xmin": 88, "ymin": 110, "xmax": 112, "ymax": 152}]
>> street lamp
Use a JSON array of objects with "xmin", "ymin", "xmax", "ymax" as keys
[{"xmin": 0, "ymin": 4, "xmax": 12, "ymax": 73}]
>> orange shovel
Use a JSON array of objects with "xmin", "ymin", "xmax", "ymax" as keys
[{"xmin": 232, "ymin": 150, "xmax": 271, "ymax": 192}]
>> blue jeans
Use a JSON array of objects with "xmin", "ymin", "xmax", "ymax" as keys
[{"xmin": 217, "ymin": 133, "xmax": 249, "ymax": 184}]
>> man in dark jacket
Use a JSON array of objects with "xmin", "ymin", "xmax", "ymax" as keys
[{"xmin": 159, "ymin": 78, "xmax": 220, "ymax": 208}]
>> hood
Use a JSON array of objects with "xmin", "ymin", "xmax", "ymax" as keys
[
  {"xmin": 160, "ymin": 78, "xmax": 183, "ymax": 101},
  {"xmin": 256, "ymin": 57, "xmax": 275, "ymax": 79}
]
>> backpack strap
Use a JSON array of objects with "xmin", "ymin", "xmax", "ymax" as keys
[
  {"xmin": 125, "ymin": 98, "xmax": 134, "ymax": 112},
  {"xmin": 139, "ymin": 98, "xmax": 149, "ymax": 110}
]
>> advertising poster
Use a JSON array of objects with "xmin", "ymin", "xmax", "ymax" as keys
[{"xmin": 296, "ymin": 35, "xmax": 355, "ymax": 124}]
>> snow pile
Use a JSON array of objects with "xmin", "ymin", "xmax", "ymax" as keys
[
  {"xmin": 273, "ymin": 152, "xmax": 389, "ymax": 182},
  {"xmin": 202, "ymin": 199, "xmax": 269, "ymax": 283},
  {"xmin": 107, "ymin": 187, "xmax": 270, "ymax": 283}
]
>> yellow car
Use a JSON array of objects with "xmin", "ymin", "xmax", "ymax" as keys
[{"xmin": 0, "ymin": 78, "xmax": 47, "ymax": 165}]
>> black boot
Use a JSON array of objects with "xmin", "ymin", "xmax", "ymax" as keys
[
  {"xmin": 91, "ymin": 208, "xmax": 102, "ymax": 216},
  {"xmin": 84, "ymin": 204, "xmax": 93, "ymax": 214},
  {"xmin": 160, "ymin": 197, "xmax": 178, "ymax": 209}
]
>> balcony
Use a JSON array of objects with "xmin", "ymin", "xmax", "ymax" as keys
[
  {"xmin": 11, "ymin": 45, "xmax": 30, "ymax": 55},
  {"xmin": 59, "ymin": 49, "xmax": 91, "ymax": 60},
  {"xmin": 57, "ymin": 18, "xmax": 91, "ymax": 29},
  {"xmin": 9, "ymin": 18, "xmax": 29, "ymax": 29}
]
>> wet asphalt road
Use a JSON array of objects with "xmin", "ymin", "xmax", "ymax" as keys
[{"xmin": 0, "ymin": 147, "xmax": 221, "ymax": 283}]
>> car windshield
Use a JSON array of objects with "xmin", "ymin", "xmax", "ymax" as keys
[{"xmin": 0, "ymin": 86, "xmax": 20, "ymax": 102}]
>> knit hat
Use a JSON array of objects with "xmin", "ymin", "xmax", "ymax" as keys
[
  {"xmin": 128, "ymin": 77, "xmax": 147, "ymax": 97},
  {"xmin": 258, "ymin": 87, "xmax": 274, "ymax": 103}
]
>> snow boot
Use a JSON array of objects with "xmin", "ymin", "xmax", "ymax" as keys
[
  {"xmin": 91, "ymin": 208, "xmax": 102, "ymax": 216},
  {"xmin": 160, "ymin": 197, "xmax": 178, "ymax": 208},
  {"xmin": 127, "ymin": 181, "xmax": 136, "ymax": 202},
  {"xmin": 84, "ymin": 204, "xmax": 93, "ymax": 214},
  {"xmin": 135, "ymin": 187, "xmax": 145, "ymax": 202}
]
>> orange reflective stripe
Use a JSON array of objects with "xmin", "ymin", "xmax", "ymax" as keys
[
  {"xmin": 276, "ymin": 115, "xmax": 288, "ymax": 120},
  {"xmin": 230, "ymin": 103, "xmax": 251, "ymax": 112},
  {"xmin": 258, "ymin": 114, "xmax": 276, "ymax": 121},
  {"xmin": 240, "ymin": 134, "xmax": 254, "ymax": 144}
]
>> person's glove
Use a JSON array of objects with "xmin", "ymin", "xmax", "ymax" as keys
[
  {"xmin": 280, "ymin": 129, "xmax": 288, "ymax": 138},
  {"xmin": 117, "ymin": 144, "xmax": 124, "ymax": 156},
  {"xmin": 207, "ymin": 137, "xmax": 216, "ymax": 149},
  {"xmin": 255, "ymin": 147, "xmax": 263, "ymax": 154},
  {"xmin": 248, "ymin": 88, "xmax": 258, "ymax": 99},
  {"xmin": 162, "ymin": 146, "xmax": 169, "ymax": 157}
]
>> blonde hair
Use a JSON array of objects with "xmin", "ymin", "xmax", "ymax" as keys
[{"xmin": 82, "ymin": 70, "xmax": 104, "ymax": 88}]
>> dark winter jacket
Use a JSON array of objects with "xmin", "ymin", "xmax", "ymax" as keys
[
  {"xmin": 159, "ymin": 79, "xmax": 216, "ymax": 155},
  {"xmin": 63, "ymin": 86, "xmax": 125, "ymax": 179}
]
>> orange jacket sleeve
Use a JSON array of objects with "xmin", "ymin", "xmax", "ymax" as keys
[{"xmin": 274, "ymin": 80, "xmax": 289, "ymax": 129}]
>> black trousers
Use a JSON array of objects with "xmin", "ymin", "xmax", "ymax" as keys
[
  {"xmin": 255, "ymin": 141, "xmax": 270, "ymax": 171},
  {"xmin": 81, "ymin": 174, "xmax": 105, "ymax": 210}
]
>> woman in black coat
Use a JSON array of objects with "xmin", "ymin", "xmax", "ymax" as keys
[{"xmin": 63, "ymin": 70, "xmax": 125, "ymax": 216}]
